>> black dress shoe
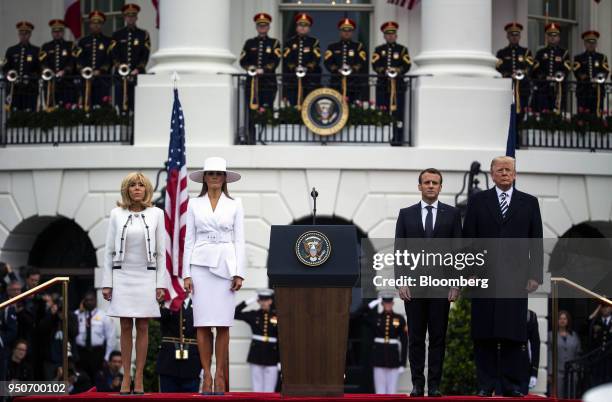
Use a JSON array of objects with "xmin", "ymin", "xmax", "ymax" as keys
[
  {"xmin": 476, "ymin": 389, "xmax": 493, "ymax": 397},
  {"xmin": 410, "ymin": 388, "xmax": 425, "ymax": 397},
  {"xmin": 503, "ymin": 390, "xmax": 524, "ymax": 397},
  {"xmin": 428, "ymin": 388, "xmax": 443, "ymax": 397}
]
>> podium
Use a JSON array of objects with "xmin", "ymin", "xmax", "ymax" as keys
[{"xmin": 268, "ymin": 225, "xmax": 359, "ymax": 397}]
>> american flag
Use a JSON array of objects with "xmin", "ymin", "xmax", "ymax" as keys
[
  {"xmin": 387, "ymin": 0, "xmax": 420, "ymax": 9},
  {"xmin": 164, "ymin": 88, "xmax": 188, "ymax": 311}
]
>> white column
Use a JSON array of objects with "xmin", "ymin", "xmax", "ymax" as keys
[
  {"xmin": 149, "ymin": 0, "xmax": 236, "ymax": 74},
  {"xmin": 413, "ymin": 0, "xmax": 499, "ymax": 77},
  {"xmin": 134, "ymin": 0, "xmax": 237, "ymax": 147},
  {"xmin": 410, "ymin": 0, "xmax": 511, "ymax": 150}
]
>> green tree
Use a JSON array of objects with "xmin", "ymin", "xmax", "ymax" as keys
[{"xmin": 441, "ymin": 295, "xmax": 478, "ymax": 395}]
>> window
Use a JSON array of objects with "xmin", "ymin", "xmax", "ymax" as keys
[
  {"xmin": 81, "ymin": 0, "xmax": 126, "ymax": 37},
  {"xmin": 527, "ymin": 0, "xmax": 577, "ymax": 53}
]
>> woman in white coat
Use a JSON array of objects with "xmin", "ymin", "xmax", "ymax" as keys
[
  {"xmin": 183, "ymin": 157, "xmax": 246, "ymax": 394},
  {"xmin": 102, "ymin": 172, "xmax": 167, "ymax": 394}
]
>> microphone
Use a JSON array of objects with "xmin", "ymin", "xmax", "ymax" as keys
[{"xmin": 311, "ymin": 187, "xmax": 318, "ymax": 225}]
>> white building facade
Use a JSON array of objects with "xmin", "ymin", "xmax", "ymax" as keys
[{"xmin": 1, "ymin": 0, "xmax": 612, "ymax": 394}]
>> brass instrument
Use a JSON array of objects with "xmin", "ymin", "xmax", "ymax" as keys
[
  {"xmin": 118, "ymin": 63, "xmax": 130, "ymax": 77},
  {"xmin": 339, "ymin": 64, "xmax": 352, "ymax": 77},
  {"xmin": 295, "ymin": 65, "xmax": 307, "ymax": 78},
  {"xmin": 594, "ymin": 72, "xmax": 606, "ymax": 84},
  {"xmin": 554, "ymin": 71, "xmax": 565, "ymax": 83},
  {"xmin": 7, "ymin": 70, "xmax": 19, "ymax": 82},
  {"xmin": 512, "ymin": 69, "xmax": 525, "ymax": 81},
  {"xmin": 42, "ymin": 68, "xmax": 55, "ymax": 81},
  {"xmin": 386, "ymin": 68, "xmax": 398, "ymax": 79},
  {"xmin": 81, "ymin": 66, "xmax": 94, "ymax": 80},
  {"xmin": 247, "ymin": 66, "xmax": 258, "ymax": 77}
]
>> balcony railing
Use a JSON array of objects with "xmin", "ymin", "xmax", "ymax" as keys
[
  {"xmin": 233, "ymin": 73, "xmax": 413, "ymax": 146},
  {"xmin": 1, "ymin": 75, "xmax": 134, "ymax": 146},
  {"xmin": 517, "ymin": 80, "xmax": 612, "ymax": 151}
]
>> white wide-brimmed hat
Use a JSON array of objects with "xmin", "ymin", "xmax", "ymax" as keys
[{"xmin": 188, "ymin": 157, "xmax": 241, "ymax": 183}]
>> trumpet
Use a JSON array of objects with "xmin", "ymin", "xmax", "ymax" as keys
[
  {"xmin": 81, "ymin": 66, "xmax": 94, "ymax": 80},
  {"xmin": 594, "ymin": 72, "xmax": 607, "ymax": 84},
  {"xmin": 42, "ymin": 68, "xmax": 55, "ymax": 81},
  {"xmin": 295, "ymin": 65, "xmax": 307, "ymax": 78},
  {"xmin": 247, "ymin": 66, "xmax": 258, "ymax": 77},
  {"xmin": 386, "ymin": 68, "xmax": 398, "ymax": 79},
  {"xmin": 118, "ymin": 63, "xmax": 130, "ymax": 77},
  {"xmin": 339, "ymin": 64, "xmax": 352, "ymax": 77},
  {"xmin": 7, "ymin": 70, "xmax": 19, "ymax": 82},
  {"xmin": 512, "ymin": 69, "xmax": 525, "ymax": 81},
  {"xmin": 554, "ymin": 71, "xmax": 565, "ymax": 83}
]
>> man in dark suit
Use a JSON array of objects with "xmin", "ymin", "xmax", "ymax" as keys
[
  {"xmin": 463, "ymin": 156, "xmax": 543, "ymax": 397},
  {"xmin": 394, "ymin": 168, "xmax": 462, "ymax": 397}
]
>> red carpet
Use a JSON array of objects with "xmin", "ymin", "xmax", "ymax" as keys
[{"xmin": 17, "ymin": 389, "xmax": 581, "ymax": 402}]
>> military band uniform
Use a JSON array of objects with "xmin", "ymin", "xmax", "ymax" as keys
[
  {"xmin": 573, "ymin": 31, "xmax": 610, "ymax": 117},
  {"xmin": 283, "ymin": 14, "xmax": 321, "ymax": 107},
  {"xmin": 2, "ymin": 22, "xmax": 40, "ymax": 111},
  {"xmin": 372, "ymin": 22, "xmax": 411, "ymax": 145},
  {"xmin": 235, "ymin": 298, "xmax": 280, "ymax": 392},
  {"xmin": 240, "ymin": 14, "xmax": 281, "ymax": 110},
  {"xmin": 323, "ymin": 19, "xmax": 368, "ymax": 103},
  {"xmin": 109, "ymin": 5, "xmax": 150, "ymax": 113},
  {"xmin": 588, "ymin": 311, "xmax": 612, "ymax": 387},
  {"xmin": 531, "ymin": 24, "xmax": 572, "ymax": 113},
  {"xmin": 39, "ymin": 20, "xmax": 76, "ymax": 107},
  {"xmin": 495, "ymin": 23, "xmax": 534, "ymax": 117},
  {"xmin": 363, "ymin": 302, "xmax": 408, "ymax": 394},
  {"xmin": 74, "ymin": 12, "xmax": 112, "ymax": 109},
  {"xmin": 156, "ymin": 298, "xmax": 201, "ymax": 393}
]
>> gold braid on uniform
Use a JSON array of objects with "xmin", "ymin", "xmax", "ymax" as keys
[
  {"xmin": 249, "ymin": 72, "xmax": 259, "ymax": 111},
  {"xmin": 514, "ymin": 79, "xmax": 521, "ymax": 114},
  {"xmin": 297, "ymin": 76, "xmax": 303, "ymax": 110}
]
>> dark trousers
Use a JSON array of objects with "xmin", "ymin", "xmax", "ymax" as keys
[
  {"xmin": 576, "ymin": 83, "xmax": 605, "ymax": 115},
  {"xmin": 376, "ymin": 84, "xmax": 406, "ymax": 145},
  {"xmin": 114, "ymin": 76, "xmax": 136, "ymax": 113},
  {"xmin": 76, "ymin": 345, "xmax": 105, "ymax": 383},
  {"xmin": 159, "ymin": 375, "xmax": 199, "ymax": 393},
  {"xmin": 7, "ymin": 82, "xmax": 38, "ymax": 111},
  {"xmin": 532, "ymin": 81, "xmax": 566, "ymax": 113},
  {"xmin": 404, "ymin": 298, "xmax": 450, "ymax": 390},
  {"xmin": 81, "ymin": 77, "xmax": 111, "ymax": 109},
  {"xmin": 329, "ymin": 76, "xmax": 367, "ymax": 104},
  {"xmin": 474, "ymin": 338, "xmax": 523, "ymax": 395},
  {"xmin": 283, "ymin": 76, "xmax": 320, "ymax": 106},
  {"xmin": 245, "ymin": 76, "xmax": 277, "ymax": 108}
]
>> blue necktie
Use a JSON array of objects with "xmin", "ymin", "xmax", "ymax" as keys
[
  {"xmin": 500, "ymin": 192, "xmax": 509, "ymax": 218},
  {"xmin": 425, "ymin": 205, "xmax": 434, "ymax": 238}
]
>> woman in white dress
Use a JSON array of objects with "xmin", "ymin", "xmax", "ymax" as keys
[
  {"xmin": 102, "ymin": 172, "xmax": 167, "ymax": 394},
  {"xmin": 183, "ymin": 157, "xmax": 246, "ymax": 394}
]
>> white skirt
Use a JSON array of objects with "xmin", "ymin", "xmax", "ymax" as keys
[
  {"xmin": 191, "ymin": 264, "xmax": 235, "ymax": 327},
  {"xmin": 107, "ymin": 263, "xmax": 161, "ymax": 318}
]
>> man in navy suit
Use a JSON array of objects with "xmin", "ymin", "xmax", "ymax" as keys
[
  {"xmin": 394, "ymin": 168, "xmax": 462, "ymax": 397},
  {"xmin": 463, "ymin": 156, "xmax": 543, "ymax": 397}
]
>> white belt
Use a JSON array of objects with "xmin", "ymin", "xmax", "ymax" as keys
[
  {"xmin": 252, "ymin": 335, "xmax": 278, "ymax": 343},
  {"xmin": 199, "ymin": 231, "xmax": 233, "ymax": 243},
  {"xmin": 374, "ymin": 337, "xmax": 400, "ymax": 345}
]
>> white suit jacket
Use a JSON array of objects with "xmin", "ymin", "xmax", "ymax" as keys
[
  {"xmin": 182, "ymin": 193, "xmax": 246, "ymax": 280},
  {"xmin": 102, "ymin": 206, "xmax": 167, "ymax": 289}
]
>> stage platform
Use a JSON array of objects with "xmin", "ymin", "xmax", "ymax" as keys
[{"xmin": 17, "ymin": 389, "xmax": 580, "ymax": 402}]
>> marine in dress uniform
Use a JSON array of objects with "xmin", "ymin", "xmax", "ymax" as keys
[
  {"xmin": 74, "ymin": 11, "xmax": 112, "ymax": 110},
  {"xmin": 588, "ymin": 302, "xmax": 612, "ymax": 387},
  {"xmin": 109, "ymin": 4, "xmax": 150, "ymax": 113},
  {"xmin": 39, "ymin": 19, "xmax": 76, "ymax": 108},
  {"xmin": 2, "ymin": 21, "xmax": 40, "ymax": 111},
  {"xmin": 282, "ymin": 13, "xmax": 321, "ymax": 108},
  {"xmin": 495, "ymin": 22, "xmax": 534, "ymax": 118},
  {"xmin": 235, "ymin": 289, "xmax": 280, "ymax": 392},
  {"xmin": 323, "ymin": 18, "xmax": 367, "ymax": 103},
  {"xmin": 240, "ymin": 13, "xmax": 281, "ymax": 112},
  {"xmin": 372, "ymin": 22, "xmax": 411, "ymax": 144},
  {"xmin": 573, "ymin": 31, "xmax": 610, "ymax": 117},
  {"xmin": 156, "ymin": 298, "xmax": 201, "ymax": 393},
  {"xmin": 363, "ymin": 291, "xmax": 408, "ymax": 395},
  {"xmin": 531, "ymin": 23, "xmax": 572, "ymax": 113}
]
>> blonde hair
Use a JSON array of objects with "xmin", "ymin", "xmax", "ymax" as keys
[
  {"xmin": 117, "ymin": 172, "xmax": 154, "ymax": 209},
  {"xmin": 490, "ymin": 156, "xmax": 516, "ymax": 171}
]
